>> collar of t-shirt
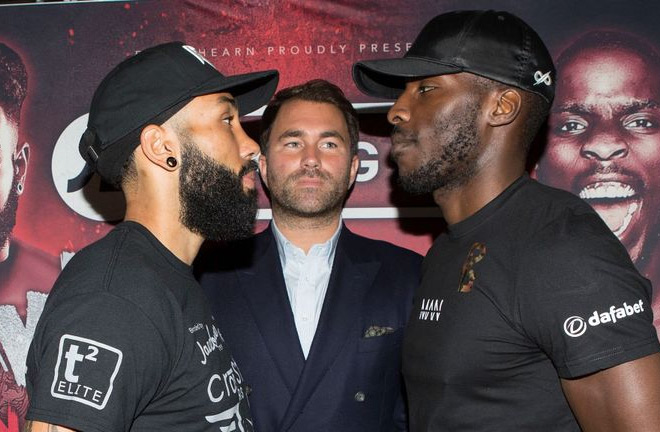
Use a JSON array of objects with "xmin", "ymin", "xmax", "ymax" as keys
[
  {"xmin": 271, "ymin": 220, "xmax": 342, "ymax": 359},
  {"xmin": 448, "ymin": 174, "xmax": 529, "ymax": 240},
  {"xmin": 119, "ymin": 220, "xmax": 193, "ymax": 277}
]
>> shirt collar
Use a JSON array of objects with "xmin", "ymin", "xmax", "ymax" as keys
[{"xmin": 271, "ymin": 218, "xmax": 343, "ymax": 267}]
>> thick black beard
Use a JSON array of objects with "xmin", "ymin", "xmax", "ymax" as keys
[
  {"xmin": 396, "ymin": 103, "xmax": 481, "ymax": 195},
  {"xmin": 178, "ymin": 140, "xmax": 258, "ymax": 242},
  {"xmin": 0, "ymin": 175, "xmax": 19, "ymax": 246}
]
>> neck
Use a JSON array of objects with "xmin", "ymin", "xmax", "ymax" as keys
[
  {"xmin": 124, "ymin": 185, "xmax": 202, "ymax": 266},
  {"xmin": 433, "ymin": 165, "xmax": 524, "ymax": 226},
  {"xmin": 125, "ymin": 214, "xmax": 203, "ymax": 265},
  {"xmin": 272, "ymin": 208, "xmax": 341, "ymax": 254}
]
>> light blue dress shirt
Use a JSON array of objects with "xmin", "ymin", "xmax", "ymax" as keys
[{"xmin": 271, "ymin": 220, "xmax": 342, "ymax": 359}]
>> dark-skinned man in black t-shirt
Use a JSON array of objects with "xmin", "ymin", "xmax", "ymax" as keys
[
  {"xmin": 24, "ymin": 42, "xmax": 278, "ymax": 431},
  {"xmin": 353, "ymin": 9, "xmax": 660, "ymax": 432}
]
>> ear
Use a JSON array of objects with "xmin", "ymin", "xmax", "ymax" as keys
[
  {"xmin": 13, "ymin": 142, "xmax": 29, "ymax": 195},
  {"xmin": 258, "ymin": 153, "xmax": 268, "ymax": 187},
  {"xmin": 139, "ymin": 124, "xmax": 179, "ymax": 172},
  {"xmin": 529, "ymin": 163, "xmax": 539, "ymax": 179},
  {"xmin": 488, "ymin": 89, "xmax": 522, "ymax": 127},
  {"xmin": 348, "ymin": 154, "xmax": 359, "ymax": 188}
]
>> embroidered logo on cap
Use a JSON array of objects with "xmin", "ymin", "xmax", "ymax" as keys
[
  {"xmin": 533, "ymin": 70, "xmax": 552, "ymax": 86},
  {"xmin": 50, "ymin": 334, "xmax": 123, "ymax": 410},
  {"xmin": 182, "ymin": 44, "xmax": 217, "ymax": 70}
]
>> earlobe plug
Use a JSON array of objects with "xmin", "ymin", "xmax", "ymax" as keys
[{"xmin": 166, "ymin": 157, "xmax": 178, "ymax": 168}]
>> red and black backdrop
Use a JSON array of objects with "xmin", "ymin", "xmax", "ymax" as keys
[{"xmin": 0, "ymin": 0, "xmax": 658, "ymax": 429}]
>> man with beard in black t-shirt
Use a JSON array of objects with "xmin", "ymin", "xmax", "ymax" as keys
[
  {"xmin": 24, "ymin": 42, "xmax": 278, "ymax": 431},
  {"xmin": 353, "ymin": 10, "xmax": 660, "ymax": 431}
]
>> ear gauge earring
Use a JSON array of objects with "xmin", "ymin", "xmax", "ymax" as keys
[
  {"xmin": 166, "ymin": 157, "xmax": 178, "ymax": 168},
  {"xmin": 16, "ymin": 182, "xmax": 23, "ymax": 195}
]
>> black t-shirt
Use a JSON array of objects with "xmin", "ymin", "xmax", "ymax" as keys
[
  {"xmin": 403, "ymin": 175, "xmax": 660, "ymax": 431},
  {"xmin": 26, "ymin": 222, "xmax": 253, "ymax": 432}
]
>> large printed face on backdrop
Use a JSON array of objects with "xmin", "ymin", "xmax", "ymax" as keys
[
  {"xmin": 0, "ymin": 109, "xmax": 27, "ymax": 255},
  {"xmin": 536, "ymin": 34, "xmax": 660, "ymax": 263},
  {"xmin": 259, "ymin": 100, "xmax": 359, "ymax": 219},
  {"xmin": 387, "ymin": 73, "xmax": 483, "ymax": 195}
]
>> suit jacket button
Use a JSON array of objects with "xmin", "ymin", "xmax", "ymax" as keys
[
  {"xmin": 354, "ymin": 391, "xmax": 366, "ymax": 402},
  {"xmin": 245, "ymin": 385, "xmax": 252, "ymax": 396}
]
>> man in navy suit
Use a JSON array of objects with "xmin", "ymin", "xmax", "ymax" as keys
[{"xmin": 198, "ymin": 79, "xmax": 421, "ymax": 432}]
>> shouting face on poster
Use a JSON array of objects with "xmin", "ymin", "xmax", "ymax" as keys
[
  {"xmin": 536, "ymin": 31, "xmax": 660, "ymax": 327},
  {"xmin": 0, "ymin": 42, "xmax": 60, "ymax": 431}
]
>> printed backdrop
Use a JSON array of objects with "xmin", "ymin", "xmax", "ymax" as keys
[{"xmin": 1, "ymin": 0, "xmax": 659, "ymax": 429}]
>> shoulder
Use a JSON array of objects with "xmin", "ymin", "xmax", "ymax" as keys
[
  {"xmin": 506, "ymin": 179, "xmax": 616, "ymax": 251},
  {"xmin": 51, "ymin": 225, "xmax": 190, "ymax": 315},
  {"xmin": 194, "ymin": 229, "xmax": 271, "ymax": 276},
  {"xmin": 340, "ymin": 228, "xmax": 423, "ymax": 266}
]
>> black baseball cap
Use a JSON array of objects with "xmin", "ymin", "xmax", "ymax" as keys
[
  {"xmin": 352, "ymin": 10, "xmax": 555, "ymax": 103},
  {"xmin": 71, "ymin": 41, "xmax": 279, "ymax": 190}
]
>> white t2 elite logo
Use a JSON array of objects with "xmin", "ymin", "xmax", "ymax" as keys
[{"xmin": 50, "ymin": 334, "xmax": 123, "ymax": 410}]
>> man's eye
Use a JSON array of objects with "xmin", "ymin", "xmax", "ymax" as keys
[
  {"xmin": 321, "ymin": 141, "xmax": 338, "ymax": 149},
  {"xmin": 418, "ymin": 85, "xmax": 435, "ymax": 94},
  {"xmin": 222, "ymin": 115, "xmax": 234, "ymax": 126},
  {"xmin": 559, "ymin": 121, "xmax": 586, "ymax": 134},
  {"xmin": 624, "ymin": 118, "xmax": 655, "ymax": 130},
  {"xmin": 284, "ymin": 141, "xmax": 301, "ymax": 148}
]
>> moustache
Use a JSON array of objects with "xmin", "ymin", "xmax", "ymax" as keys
[
  {"xmin": 391, "ymin": 126, "xmax": 417, "ymax": 144},
  {"xmin": 290, "ymin": 167, "xmax": 330, "ymax": 181},
  {"xmin": 239, "ymin": 160, "xmax": 259, "ymax": 177}
]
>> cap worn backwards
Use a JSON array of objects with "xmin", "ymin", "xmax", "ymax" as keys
[
  {"xmin": 352, "ymin": 10, "xmax": 555, "ymax": 103},
  {"xmin": 72, "ymin": 41, "xmax": 279, "ymax": 191}
]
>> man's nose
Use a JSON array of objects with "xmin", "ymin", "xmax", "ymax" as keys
[
  {"xmin": 238, "ymin": 127, "xmax": 260, "ymax": 160},
  {"xmin": 301, "ymin": 144, "xmax": 320, "ymax": 168},
  {"xmin": 580, "ymin": 131, "xmax": 629, "ymax": 162},
  {"xmin": 388, "ymin": 94, "xmax": 411, "ymax": 125}
]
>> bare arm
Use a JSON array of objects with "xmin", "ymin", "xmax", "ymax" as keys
[
  {"xmin": 23, "ymin": 421, "xmax": 77, "ymax": 432},
  {"xmin": 561, "ymin": 352, "xmax": 660, "ymax": 432}
]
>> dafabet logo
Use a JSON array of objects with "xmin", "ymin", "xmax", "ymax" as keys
[{"xmin": 563, "ymin": 300, "xmax": 645, "ymax": 338}]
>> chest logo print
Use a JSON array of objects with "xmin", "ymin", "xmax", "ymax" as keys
[{"xmin": 459, "ymin": 242, "xmax": 487, "ymax": 293}]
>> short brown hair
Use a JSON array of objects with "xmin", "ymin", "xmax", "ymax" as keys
[{"xmin": 260, "ymin": 79, "xmax": 359, "ymax": 155}]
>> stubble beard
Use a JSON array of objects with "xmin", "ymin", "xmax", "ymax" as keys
[
  {"xmin": 395, "ymin": 103, "xmax": 481, "ymax": 195},
  {"xmin": 268, "ymin": 166, "xmax": 350, "ymax": 223}
]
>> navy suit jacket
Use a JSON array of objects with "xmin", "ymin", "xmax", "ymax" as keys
[{"xmin": 197, "ymin": 225, "xmax": 422, "ymax": 432}]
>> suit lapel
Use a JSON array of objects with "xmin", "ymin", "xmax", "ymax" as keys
[
  {"xmin": 236, "ymin": 229, "xmax": 305, "ymax": 393},
  {"xmin": 279, "ymin": 229, "xmax": 381, "ymax": 431}
]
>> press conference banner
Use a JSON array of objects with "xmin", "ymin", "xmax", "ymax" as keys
[{"xmin": 0, "ymin": 0, "xmax": 658, "ymax": 429}]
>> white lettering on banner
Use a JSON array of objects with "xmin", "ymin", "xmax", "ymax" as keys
[
  {"xmin": 266, "ymin": 44, "xmax": 348, "ymax": 56},
  {"xmin": 358, "ymin": 42, "xmax": 412, "ymax": 53},
  {"xmin": 0, "ymin": 291, "xmax": 48, "ymax": 386},
  {"xmin": 190, "ymin": 42, "xmax": 412, "ymax": 58},
  {"xmin": 195, "ymin": 47, "xmax": 256, "ymax": 58},
  {"xmin": 357, "ymin": 141, "xmax": 378, "ymax": 182},
  {"xmin": 196, "ymin": 324, "xmax": 225, "ymax": 365},
  {"xmin": 418, "ymin": 298, "xmax": 444, "ymax": 321},
  {"xmin": 563, "ymin": 299, "xmax": 646, "ymax": 337}
]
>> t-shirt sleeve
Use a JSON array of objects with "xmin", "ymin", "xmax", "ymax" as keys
[
  {"xmin": 26, "ymin": 292, "xmax": 173, "ymax": 432},
  {"xmin": 516, "ymin": 212, "xmax": 660, "ymax": 379}
]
